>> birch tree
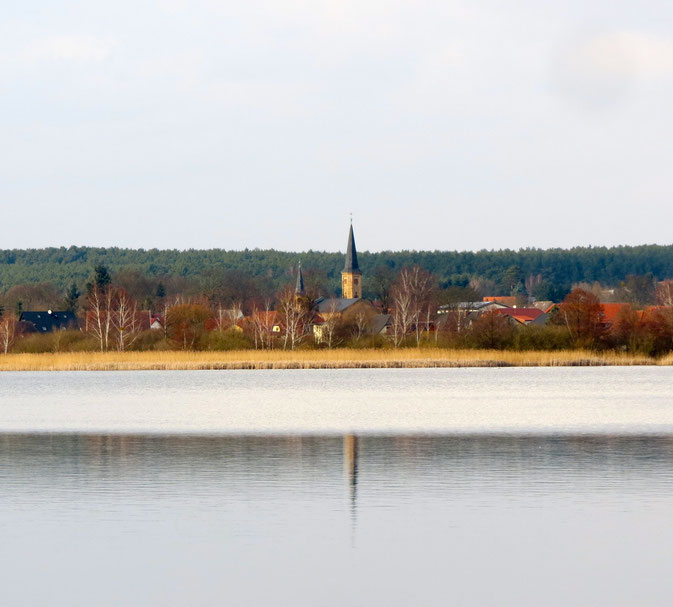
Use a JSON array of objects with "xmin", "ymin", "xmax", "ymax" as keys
[
  {"xmin": 278, "ymin": 288, "xmax": 308, "ymax": 350},
  {"xmin": 111, "ymin": 289, "xmax": 141, "ymax": 351},
  {"xmin": 0, "ymin": 313, "xmax": 18, "ymax": 354},
  {"xmin": 251, "ymin": 300, "xmax": 275, "ymax": 349},
  {"xmin": 391, "ymin": 285, "xmax": 413, "ymax": 347},
  {"xmin": 391, "ymin": 266, "xmax": 433, "ymax": 346},
  {"xmin": 87, "ymin": 284, "xmax": 114, "ymax": 351},
  {"xmin": 321, "ymin": 299, "xmax": 341, "ymax": 349},
  {"xmin": 353, "ymin": 309, "xmax": 372, "ymax": 343}
]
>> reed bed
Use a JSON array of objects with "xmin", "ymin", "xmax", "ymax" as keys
[{"xmin": 0, "ymin": 349, "xmax": 664, "ymax": 371}]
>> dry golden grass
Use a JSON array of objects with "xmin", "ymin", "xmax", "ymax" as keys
[{"xmin": 0, "ymin": 348, "xmax": 664, "ymax": 371}]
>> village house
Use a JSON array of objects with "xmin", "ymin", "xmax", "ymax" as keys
[
  {"xmin": 599, "ymin": 303, "xmax": 632, "ymax": 330},
  {"xmin": 483, "ymin": 295, "xmax": 518, "ymax": 307},
  {"xmin": 492, "ymin": 307, "xmax": 548, "ymax": 326},
  {"xmin": 437, "ymin": 300, "xmax": 508, "ymax": 315},
  {"xmin": 532, "ymin": 300, "xmax": 555, "ymax": 313},
  {"xmin": 19, "ymin": 310, "xmax": 78, "ymax": 333},
  {"xmin": 368, "ymin": 313, "xmax": 393, "ymax": 336}
]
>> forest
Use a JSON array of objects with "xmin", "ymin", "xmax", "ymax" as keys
[{"xmin": 2, "ymin": 243, "xmax": 673, "ymax": 305}]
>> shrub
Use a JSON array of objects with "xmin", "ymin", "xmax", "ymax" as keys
[
  {"xmin": 167, "ymin": 304, "xmax": 212, "ymax": 349},
  {"xmin": 468, "ymin": 312, "xmax": 515, "ymax": 349},
  {"xmin": 14, "ymin": 330, "xmax": 98, "ymax": 353},
  {"xmin": 513, "ymin": 325, "xmax": 574, "ymax": 351},
  {"xmin": 344, "ymin": 334, "xmax": 388, "ymax": 349},
  {"xmin": 200, "ymin": 329, "xmax": 253, "ymax": 351},
  {"xmin": 129, "ymin": 330, "xmax": 168, "ymax": 351}
]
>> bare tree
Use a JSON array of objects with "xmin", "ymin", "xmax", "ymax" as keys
[
  {"xmin": 525, "ymin": 274, "xmax": 543, "ymax": 297},
  {"xmin": 226, "ymin": 301, "xmax": 243, "ymax": 329},
  {"xmin": 212, "ymin": 303, "xmax": 242, "ymax": 333},
  {"xmin": 86, "ymin": 285, "xmax": 114, "ymax": 351},
  {"xmin": 320, "ymin": 299, "xmax": 341, "ymax": 349},
  {"xmin": 353, "ymin": 310, "xmax": 370, "ymax": 342},
  {"xmin": 470, "ymin": 311, "xmax": 515, "ymax": 349},
  {"xmin": 469, "ymin": 277, "xmax": 497, "ymax": 298},
  {"xmin": 251, "ymin": 299, "xmax": 275, "ymax": 349},
  {"xmin": 160, "ymin": 296, "xmax": 179, "ymax": 341},
  {"xmin": 656, "ymin": 281, "xmax": 673, "ymax": 307},
  {"xmin": 559, "ymin": 288, "xmax": 604, "ymax": 342},
  {"xmin": 392, "ymin": 267, "xmax": 433, "ymax": 346},
  {"xmin": 278, "ymin": 288, "xmax": 308, "ymax": 350},
  {"xmin": 0, "ymin": 313, "xmax": 18, "ymax": 354},
  {"xmin": 111, "ymin": 289, "xmax": 141, "ymax": 351},
  {"xmin": 436, "ymin": 305, "xmax": 470, "ymax": 342},
  {"xmin": 391, "ymin": 283, "xmax": 413, "ymax": 347},
  {"xmin": 371, "ymin": 265, "xmax": 395, "ymax": 313}
]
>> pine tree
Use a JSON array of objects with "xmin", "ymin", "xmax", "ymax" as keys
[
  {"xmin": 65, "ymin": 283, "xmax": 81, "ymax": 312},
  {"xmin": 94, "ymin": 265, "xmax": 111, "ymax": 291}
]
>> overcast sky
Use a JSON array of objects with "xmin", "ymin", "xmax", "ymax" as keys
[{"xmin": 2, "ymin": 1, "xmax": 672, "ymax": 253}]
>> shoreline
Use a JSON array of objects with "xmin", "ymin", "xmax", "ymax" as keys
[{"xmin": 0, "ymin": 349, "xmax": 669, "ymax": 371}]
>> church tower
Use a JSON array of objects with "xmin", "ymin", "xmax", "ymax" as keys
[
  {"xmin": 341, "ymin": 223, "xmax": 362, "ymax": 299},
  {"xmin": 295, "ymin": 261, "xmax": 305, "ymax": 297}
]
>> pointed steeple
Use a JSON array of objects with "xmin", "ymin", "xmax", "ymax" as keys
[
  {"xmin": 295, "ymin": 261, "xmax": 305, "ymax": 296},
  {"xmin": 343, "ymin": 223, "xmax": 360, "ymax": 272},
  {"xmin": 341, "ymin": 221, "xmax": 363, "ymax": 299}
]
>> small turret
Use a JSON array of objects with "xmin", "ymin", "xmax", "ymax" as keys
[{"xmin": 295, "ymin": 262, "xmax": 305, "ymax": 297}]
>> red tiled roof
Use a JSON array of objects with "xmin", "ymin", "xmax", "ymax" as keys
[
  {"xmin": 600, "ymin": 303, "xmax": 631, "ymax": 325},
  {"xmin": 492, "ymin": 308, "xmax": 545, "ymax": 323},
  {"xmin": 483, "ymin": 296, "xmax": 516, "ymax": 306},
  {"xmin": 637, "ymin": 306, "xmax": 670, "ymax": 323}
]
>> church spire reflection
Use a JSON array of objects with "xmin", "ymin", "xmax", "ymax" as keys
[{"xmin": 343, "ymin": 434, "xmax": 359, "ymax": 532}]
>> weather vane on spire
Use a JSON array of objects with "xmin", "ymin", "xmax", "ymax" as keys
[{"xmin": 349, "ymin": 212, "xmax": 353, "ymax": 224}]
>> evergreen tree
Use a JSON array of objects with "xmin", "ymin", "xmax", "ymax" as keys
[
  {"xmin": 94, "ymin": 265, "xmax": 111, "ymax": 291},
  {"xmin": 65, "ymin": 282, "xmax": 80, "ymax": 312}
]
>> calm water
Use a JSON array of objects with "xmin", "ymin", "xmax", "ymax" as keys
[{"xmin": 2, "ymin": 368, "xmax": 673, "ymax": 605}]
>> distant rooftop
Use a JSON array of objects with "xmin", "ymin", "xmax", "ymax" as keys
[{"xmin": 19, "ymin": 310, "xmax": 77, "ymax": 333}]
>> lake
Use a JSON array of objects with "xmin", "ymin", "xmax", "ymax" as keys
[{"xmin": 1, "ymin": 367, "xmax": 673, "ymax": 605}]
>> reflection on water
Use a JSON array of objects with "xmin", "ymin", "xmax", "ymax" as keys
[
  {"xmin": 344, "ymin": 434, "xmax": 359, "ymax": 527},
  {"xmin": 2, "ymin": 433, "xmax": 673, "ymax": 606}
]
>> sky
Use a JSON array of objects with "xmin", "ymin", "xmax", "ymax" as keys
[{"xmin": 2, "ymin": 0, "xmax": 673, "ymax": 253}]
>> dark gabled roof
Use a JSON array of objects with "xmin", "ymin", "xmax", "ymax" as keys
[
  {"xmin": 295, "ymin": 262, "xmax": 305, "ymax": 296},
  {"xmin": 19, "ymin": 310, "xmax": 78, "ymax": 333},
  {"xmin": 343, "ymin": 224, "xmax": 360, "ymax": 273},
  {"xmin": 368, "ymin": 314, "xmax": 392, "ymax": 335},
  {"xmin": 313, "ymin": 297, "xmax": 362, "ymax": 314}
]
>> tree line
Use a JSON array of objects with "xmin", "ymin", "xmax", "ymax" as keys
[{"xmin": 3, "ymin": 244, "xmax": 673, "ymax": 300}]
